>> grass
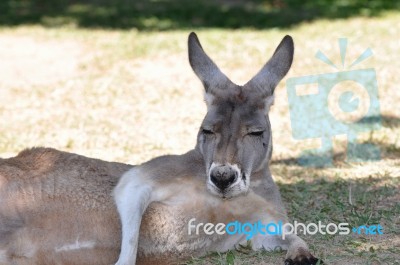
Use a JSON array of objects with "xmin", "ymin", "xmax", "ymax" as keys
[
  {"xmin": 0, "ymin": 7, "xmax": 399, "ymax": 265},
  {"xmin": 1, "ymin": 0, "xmax": 400, "ymax": 30},
  {"xmin": 184, "ymin": 174, "xmax": 399, "ymax": 264}
]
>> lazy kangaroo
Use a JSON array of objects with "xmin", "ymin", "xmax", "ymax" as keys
[
  {"xmin": 0, "ymin": 33, "xmax": 322, "ymax": 265},
  {"xmin": 114, "ymin": 33, "xmax": 322, "ymax": 265}
]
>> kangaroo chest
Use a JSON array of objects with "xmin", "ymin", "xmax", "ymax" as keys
[{"xmin": 136, "ymin": 177, "xmax": 274, "ymax": 264}]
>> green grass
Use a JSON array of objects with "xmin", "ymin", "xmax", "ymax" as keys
[
  {"xmin": 279, "ymin": 176, "xmax": 399, "ymax": 264},
  {"xmin": 0, "ymin": 6, "xmax": 399, "ymax": 265},
  {"xmin": 183, "ymin": 174, "xmax": 399, "ymax": 265},
  {"xmin": 1, "ymin": 0, "xmax": 400, "ymax": 30}
]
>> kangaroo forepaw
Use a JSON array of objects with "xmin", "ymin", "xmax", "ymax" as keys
[{"xmin": 284, "ymin": 254, "xmax": 323, "ymax": 265}]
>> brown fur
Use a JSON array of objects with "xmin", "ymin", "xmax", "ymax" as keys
[
  {"xmin": 0, "ymin": 147, "xmax": 131, "ymax": 265},
  {"xmin": 1, "ymin": 33, "xmax": 322, "ymax": 265}
]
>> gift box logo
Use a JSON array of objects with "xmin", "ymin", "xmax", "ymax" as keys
[{"xmin": 287, "ymin": 38, "xmax": 381, "ymax": 167}]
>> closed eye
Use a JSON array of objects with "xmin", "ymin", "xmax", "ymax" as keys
[
  {"xmin": 202, "ymin": 129, "xmax": 214, "ymax": 135},
  {"xmin": 248, "ymin": 131, "xmax": 264, "ymax": 136}
]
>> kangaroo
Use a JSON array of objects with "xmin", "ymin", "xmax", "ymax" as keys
[
  {"xmin": 113, "ymin": 33, "xmax": 322, "ymax": 265},
  {"xmin": 0, "ymin": 33, "xmax": 322, "ymax": 265}
]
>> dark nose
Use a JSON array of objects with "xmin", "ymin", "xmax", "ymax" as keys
[{"xmin": 210, "ymin": 165, "xmax": 238, "ymax": 190}]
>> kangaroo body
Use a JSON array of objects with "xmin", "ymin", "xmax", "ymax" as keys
[
  {"xmin": 0, "ymin": 33, "xmax": 322, "ymax": 265},
  {"xmin": 0, "ymin": 148, "xmax": 304, "ymax": 265}
]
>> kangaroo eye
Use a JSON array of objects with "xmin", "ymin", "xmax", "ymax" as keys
[
  {"xmin": 248, "ymin": 131, "xmax": 264, "ymax": 136},
  {"xmin": 202, "ymin": 129, "xmax": 214, "ymax": 135}
]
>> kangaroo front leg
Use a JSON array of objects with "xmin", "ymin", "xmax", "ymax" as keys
[
  {"xmin": 255, "ymin": 233, "xmax": 321, "ymax": 265},
  {"xmin": 283, "ymin": 234, "xmax": 322, "ymax": 265},
  {"xmin": 248, "ymin": 202, "xmax": 322, "ymax": 264},
  {"xmin": 113, "ymin": 169, "xmax": 153, "ymax": 265}
]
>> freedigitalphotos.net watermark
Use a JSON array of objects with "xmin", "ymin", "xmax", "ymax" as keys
[
  {"xmin": 188, "ymin": 218, "xmax": 383, "ymax": 240},
  {"xmin": 286, "ymin": 38, "xmax": 381, "ymax": 167}
]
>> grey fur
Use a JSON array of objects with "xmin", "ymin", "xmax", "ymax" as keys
[
  {"xmin": 0, "ymin": 33, "xmax": 320, "ymax": 265},
  {"xmin": 114, "ymin": 33, "xmax": 321, "ymax": 265}
]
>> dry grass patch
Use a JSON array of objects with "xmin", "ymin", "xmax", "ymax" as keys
[{"xmin": 0, "ymin": 12, "xmax": 399, "ymax": 265}]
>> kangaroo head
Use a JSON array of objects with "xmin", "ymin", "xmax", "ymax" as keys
[{"xmin": 188, "ymin": 32, "xmax": 294, "ymax": 199}]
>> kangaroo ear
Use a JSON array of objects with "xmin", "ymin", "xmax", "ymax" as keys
[
  {"xmin": 188, "ymin": 32, "xmax": 233, "ymax": 96},
  {"xmin": 245, "ymin": 35, "xmax": 294, "ymax": 98}
]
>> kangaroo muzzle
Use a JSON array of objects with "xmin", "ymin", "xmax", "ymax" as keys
[{"xmin": 209, "ymin": 163, "xmax": 240, "ymax": 191}]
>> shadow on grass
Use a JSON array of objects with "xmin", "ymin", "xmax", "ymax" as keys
[
  {"xmin": 187, "ymin": 175, "xmax": 400, "ymax": 264},
  {"xmin": 272, "ymin": 114, "xmax": 400, "ymax": 167},
  {"xmin": 278, "ymin": 175, "xmax": 399, "ymax": 228},
  {"xmin": 1, "ymin": 0, "xmax": 400, "ymax": 30},
  {"xmin": 358, "ymin": 114, "xmax": 400, "ymax": 129},
  {"xmin": 278, "ymin": 175, "xmax": 399, "ymax": 263}
]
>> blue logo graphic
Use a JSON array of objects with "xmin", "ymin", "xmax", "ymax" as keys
[
  {"xmin": 352, "ymin": 224, "xmax": 383, "ymax": 235},
  {"xmin": 287, "ymin": 38, "xmax": 381, "ymax": 167},
  {"xmin": 188, "ymin": 218, "xmax": 384, "ymax": 239}
]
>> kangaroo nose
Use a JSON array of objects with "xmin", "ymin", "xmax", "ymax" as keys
[{"xmin": 210, "ymin": 166, "xmax": 237, "ymax": 190}]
